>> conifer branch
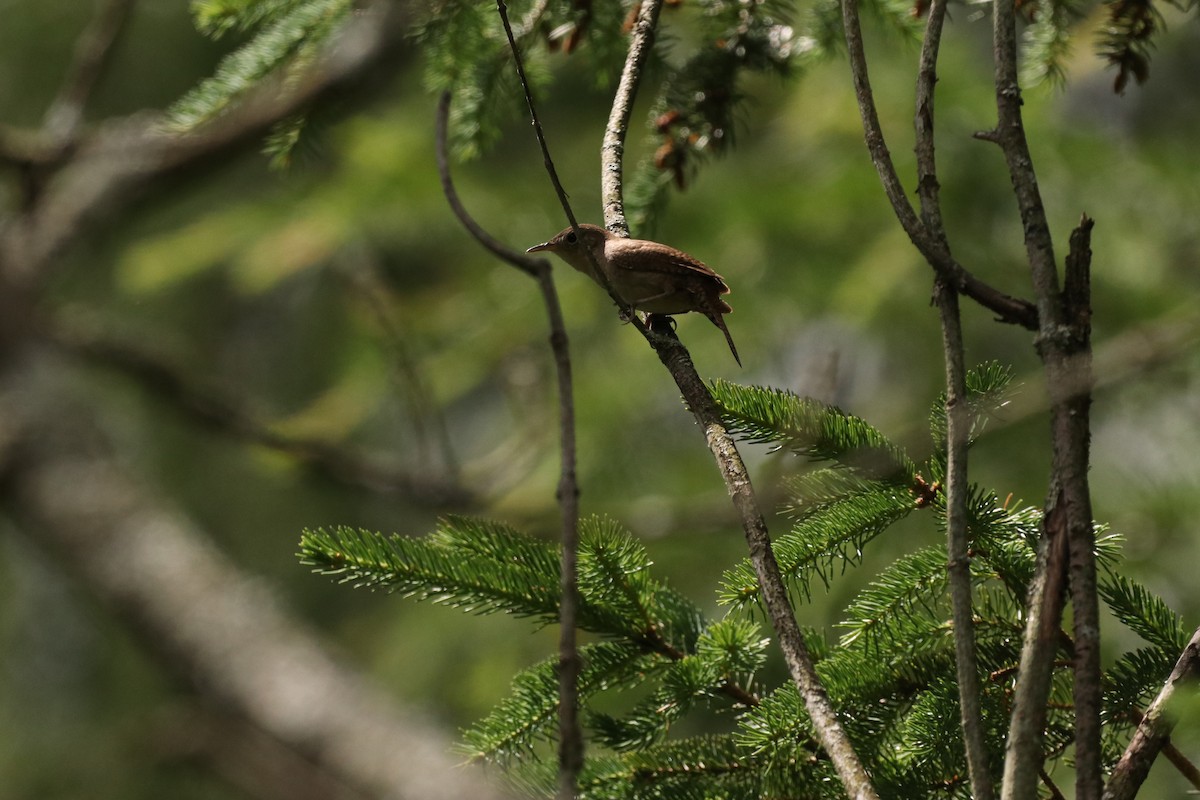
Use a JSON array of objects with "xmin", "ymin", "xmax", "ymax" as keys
[
  {"xmin": 492, "ymin": 5, "xmax": 585, "ymax": 795},
  {"xmin": 913, "ymin": 1, "xmax": 994, "ymax": 795}
]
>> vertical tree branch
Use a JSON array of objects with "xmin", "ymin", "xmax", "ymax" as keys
[
  {"xmin": 913, "ymin": 3, "xmax": 995, "ymax": 796},
  {"xmin": 1062, "ymin": 215, "xmax": 1102, "ymax": 799},
  {"xmin": 839, "ymin": 0, "xmax": 1038, "ymax": 330},
  {"xmin": 601, "ymin": 0, "xmax": 664, "ymax": 236},
  {"xmin": 1104, "ymin": 626, "xmax": 1200, "ymax": 800},
  {"xmin": 1001, "ymin": 496, "xmax": 1071, "ymax": 800},
  {"xmin": 989, "ymin": 0, "xmax": 1102, "ymax": 792},
  {"xmin": 436, "ymin": 81, "xmax": 583, "ymax": 800}
]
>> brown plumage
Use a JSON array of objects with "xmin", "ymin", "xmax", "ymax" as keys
[{"xmin": 526, "ymin": 224, "xmax": 740, "ymax": 366}]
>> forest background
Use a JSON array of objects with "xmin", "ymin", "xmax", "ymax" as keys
[{"xmin": 1, "ymin": 0, "xmax": 1199, "ymax": 798}]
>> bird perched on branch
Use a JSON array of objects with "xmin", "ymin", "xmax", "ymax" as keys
[{"xmin": 526, "ymin": 224, "xmax": 740, "ymax": 365}]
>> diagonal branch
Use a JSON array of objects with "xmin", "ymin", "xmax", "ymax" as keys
[
  {"xmin": 840, "ymin": 0, "xmax": 1037, "ymax": 331},
  {"xmin": 0, "ymin": 379, "xmax": 512, "ymax": 800},
  {"xmin": 1, "ymin": 1, "xmax": 407, "ymax": 286},
  {"xmin": 594, "ymin": 4, "xmax": 879, "ymax": 798},
  {"xmin": 914, "ymin": 4, "xmax": 994, "ymax": 795},
  {"xmin": 1104, "ymin": 626, "xmax": 1200, "ymax": 800},
  {"xmin": 437, "ymin": 73, "xmax": 583, "ymax": 800},
  {"xmin": 48, "ymin": 320, "xmax": 475, "ymax": 508}
]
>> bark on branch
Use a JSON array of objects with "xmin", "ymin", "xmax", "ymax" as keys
[
  {"xmin": 0, "ymin": 376, "xmax": 510, "ymax": 800},
  {"xmin": 1104, "ymin": 626, "xmax": 1200, "ymax": 800}
]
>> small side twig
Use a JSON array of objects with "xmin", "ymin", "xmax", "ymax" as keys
[
  {"xmin": 840, "ymin": 0, "xmax": 1038, "ymax": 331},
  {"xmin": 44, "ymin": 0, "xmax": 136, "ymax": 142},
  {"xmin": 336, "ymin": 247, "xmax": 459, "ymax": 480},
  {"xmin": 1040, "ymin": 768, "xmax": 1068, "ymax": 800},
  {"xmin": 437, "ymin": 65, "xmax": 584, "ymax": 798},
  {"xmin": 913, "ymin": 2, "xmax": 994, "ymax": 796},
  {"xmin": 1162, "ymin": 740, "xmax": 1200, "ymax": 791}
]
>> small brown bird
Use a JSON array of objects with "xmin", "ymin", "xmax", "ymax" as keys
[{"xmin": 526, "ymin": 224, "xmax": 740, "ymax": 365}]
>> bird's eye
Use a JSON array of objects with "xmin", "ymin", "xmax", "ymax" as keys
[{"xmin": 565, "ymin": 232, "xmax": 578, "ymax": 244}]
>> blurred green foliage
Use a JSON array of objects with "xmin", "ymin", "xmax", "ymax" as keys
[{"xmin": 2, "ymin": 0, "xmax": 1200, "ymax": 797}]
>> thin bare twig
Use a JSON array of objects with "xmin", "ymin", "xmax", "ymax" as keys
[
  {"xmin": 912, "ymin": 2, "xmax": 994, "ymax": 796},
  {"xmin": 435, "ymin": 92, "xmax": 542, "ymax": 277},
  {"xmin": 601, "ymin": 0, "xmax": 664, "ymax": 236},
  {"xmin": 437, "ymin": 39, "xmax": 584, "ymax": 794},
  {"xmin": 48, "ymin": 321, "xmax": 475, "ymax": 508},
  {"xmin": 44, "ymin": 0, "xmax": 136, "ymax": 142},
  {"xmin": 839, "ymin": 0, "xmax": 1038, "ymax": 331},
  {"xmin": 335, "ymin": 248, "xmax": 460, "ymax": 480},
  {"xmin": 1103, "ymin": 626, "xmax": 1200, "ymax": 799},
  {"xmin": 987, "ymin": 0, "xmax": 1102, "ymax": 789}
]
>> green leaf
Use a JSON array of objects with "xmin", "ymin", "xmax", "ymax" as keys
[
  {"xmin": 462, "ymin": 641, "xmax": 658, "ymax": 762},
  {"xmin": 709, "ymin": 380, "xmax": 917, "ymax": 484},
  {"xmin": 719, "ymin": 486, "xmax": 916, "ymax": 607},
  {"xmin": 169, "ymin": 0, "xmax": 353, "ymax": 131},
  {"xmin": 1100, "ymin": 573, "xmax": 1189, "ymax": 651},
  {"xmin": 838, "ymin": 546, "xmax": 949, "ymax": 651},
  {"xmin": 928, "ymin": 361, "xmax": 1016, "ymax": 453}
]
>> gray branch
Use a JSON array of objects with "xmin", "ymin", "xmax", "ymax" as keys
[
  {"xmin": 988, "ymin": 0, "xmax": 1102, "ymax": 791},
  {"xmin": 1104, "ymin": 626, "xmax": 1200, "ymax": 799},
  {"xmin": 0, "ymin": 375, "xmax": 511, "ymax": 800},
  {"xmin": 912, "ymin": 1, "xmax": 995, "ymax": 795}
]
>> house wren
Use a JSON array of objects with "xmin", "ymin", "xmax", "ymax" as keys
[{"xmin": 526, "ymin": 224, "xmax": 740, "ymax": 365}]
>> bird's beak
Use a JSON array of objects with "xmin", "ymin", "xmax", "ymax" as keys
[{"xmin": 526, "ymin": 241, "xmax": 553, "ymax": 254}]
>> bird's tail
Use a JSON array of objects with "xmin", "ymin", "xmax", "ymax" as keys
[{"xmin": 706, "ymin": 312, "xmax": 741, "ymax": 367}]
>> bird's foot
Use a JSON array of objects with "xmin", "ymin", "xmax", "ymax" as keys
[{"xmin": 645, "ymin": 313, "xmax": 677, "ymax": 333}]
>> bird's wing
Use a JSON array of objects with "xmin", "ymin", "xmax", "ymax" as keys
[{"xmin": 606, "ymin": 240, "xmax": 731, "ymax": 294}]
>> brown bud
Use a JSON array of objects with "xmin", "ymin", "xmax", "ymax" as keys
[
  {"xmin": 622, "ymin": 1, "xmax": 641, "ymax": 33},
  {"xmin": 654, "ymin": 139, "xmax": 679, "ymax": 171},
  {"xmin": 655, "ymin": 110, "xmax": 682, "ymax": 132}
]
